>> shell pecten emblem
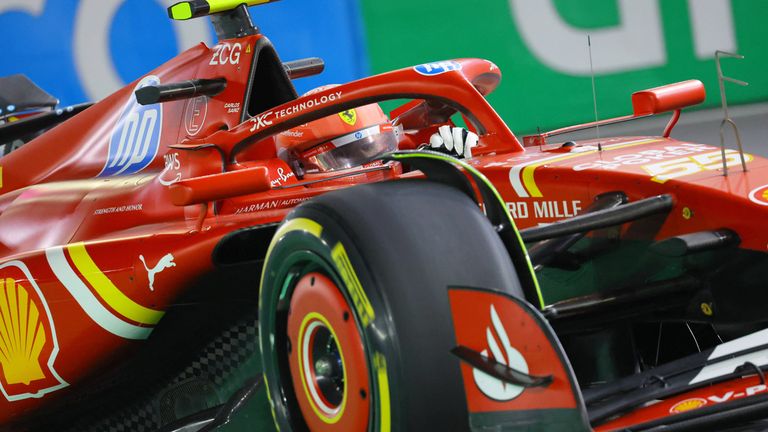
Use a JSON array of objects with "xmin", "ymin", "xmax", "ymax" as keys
[{"xmin": 0, "ymin": 262, "xmax": 67, "ymax": 401}]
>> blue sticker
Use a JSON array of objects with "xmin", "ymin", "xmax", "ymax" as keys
[
  {"xmin": 100, "ymin": 75, "xmax": 163, "ymax": 177},
  {"xmin": 413, "ymin": 61, "xmax": 462, "ymax": 76}
]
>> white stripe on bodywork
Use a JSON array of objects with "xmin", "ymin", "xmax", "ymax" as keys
[
  {"xmin": 689, "ymin": 328, "xmax": 768, "ymax": 384},
  {"xmin": 45, "ymin": 246, "xmax": 152, "ymax": 340},
  {"xmin": 507, "ymin": 139, "xmax": 650, "ymax": 198},
  {"xmin": 509, "ymin": 165, "xmax": 530, "ymax": 198}
]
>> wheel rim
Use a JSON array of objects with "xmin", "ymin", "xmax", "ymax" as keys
[{"xmin": 287, "ymin": 272, "xmax": 370, "ymax": 431}]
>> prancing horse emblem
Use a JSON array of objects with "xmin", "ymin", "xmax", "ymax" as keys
[{"xmin": 139, "ymin": 253, "xmax": 176, "ymax": 291}]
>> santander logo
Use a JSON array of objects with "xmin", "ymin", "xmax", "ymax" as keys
[{"xmin": 472, "ymin": 304, "xmax": 529, "ymax": 401}]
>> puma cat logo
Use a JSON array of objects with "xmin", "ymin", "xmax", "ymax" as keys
[{"xmin": 139, "ymin": 253, "xmax": 176, "ymax": 291}]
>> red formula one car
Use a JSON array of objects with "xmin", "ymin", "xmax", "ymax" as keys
[{"xmin": 2, "ymin": 1, "xmax": 768, "ymax": 431}]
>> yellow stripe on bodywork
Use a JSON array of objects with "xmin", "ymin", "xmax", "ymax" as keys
[
  {"xmin": 521, "ymin": 139, "xmax": 663, "ymax": 197},
  {"xmin": 67, "ymin": 243, "xmax": 164, "ymax": 325}
]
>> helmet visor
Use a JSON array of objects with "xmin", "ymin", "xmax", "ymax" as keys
[{"xmin": 298, "ymin": 124, "xmax": 398, "ymax": 172}]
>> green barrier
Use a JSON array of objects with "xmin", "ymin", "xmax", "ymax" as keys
[{"xmin": 361, "ymin": 0, "xmax": 768, "ymax": 134}]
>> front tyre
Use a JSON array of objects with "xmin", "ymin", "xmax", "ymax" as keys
[{"xmin": 259, "ymin": 180, "xmax": 524, "ymax": 431}]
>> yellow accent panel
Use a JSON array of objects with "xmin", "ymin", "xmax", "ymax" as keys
[
  {"xmin": 168, "ymin": 3, "xmax": 192, "ymax": 19},
  {"xmin": 0, "ymin": 166, "xmax": 3, "ymax": 190},
  {"xmin": 521, "ymin": 139, "xmax": 662, "ymax": 197},
  {"xmin": 208, "ymin": 0, "xmax": 272, "ymax": 13},
  {"xmin": 331, "ymin": 243, "xmax": 375, "ymax": 327},
  {"xmin": 374, "ymin": 352, "xmax": 391, "ymax": 432},
  {"xmin": 67, "ymin": 243, "xmax": 164, "ymax": 325},
  {"xmin": 297, "ymin": 312, "xmax": 347, "ymax": 424},
  {"xmin": 0, "ymin": 279, "xmax": 46, "ymax": 385}
]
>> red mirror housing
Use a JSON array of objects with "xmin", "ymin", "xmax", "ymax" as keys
[
  {"xmin": 632, "ymin": 80, "xmax": 706, "ymax": 116},
  {"xmin": 169, "ymin": 166, "xmax": 271, "ymax": 206}
]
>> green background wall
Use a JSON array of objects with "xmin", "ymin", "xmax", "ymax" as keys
[{"xmin": 360, "ymin": 0, "xmax": 768, "ymax": 134}]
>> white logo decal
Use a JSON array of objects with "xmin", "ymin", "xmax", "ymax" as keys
[
  {"xmin": 270, "ymin": 167, "xmax": 295, "ymax": 187},
  {"xmin": 183, "ymin": 96, "xmax": 208, "ymax": 136},
  {"xmin": 139, "ymin": 254, "xmax": 176, "ymax": 292},
  {"xmin": 210, "ymin": 42, "xmax": 242, "ymax": 66},
  {"xmin": 250, "ymin": 111, "xmax": 274, "ymax": 132},
  {"xmin": 159, "ymin": 152, "xmax": 182, "ymax": 186},
  {"xmin": 101, "ymin": 75, "xmax": 163, "ymax": 177},
  {"xmin": 413, "ymin": 61, "xmax": 462, "ymax": 76},
  {"xmin": 472, "ymin": 304, "xmax": 528, "ymax": 401}
]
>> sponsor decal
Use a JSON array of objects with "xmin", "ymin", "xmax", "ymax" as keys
[
  {"xmin": 670, "ymin": 398, "xmax": 707, "ymax": 414},
  {"xmin": 642, "ymin": 149, "xmax": 753, "ymax": 183},
  {"xmin": 183, "ymin": 96, "xmax": 208, "ymax": 136},
  {"xmin": 234, "ymin": 197, "xmax": 311, "ymax": 214},
  {"xmin": 331, "ymin": 243, "xmax": 375, "ymax": 327},
  {"xmin": 281, "ymin": 130, "xmax": 304, "ymax": 138},
  {"xmin": 572, "ymin": 144, "xmax": 711, "ymax": 171},
  {"xmin": 159, "ymin": 152, "xmax": 182, "ymax": 186},
  {"xmin": 101, "ymin": 75, "xmax": 163, "ymax": 177},
  {"xmin": 509, "ymin": 138, "xmax": 663, "ymax": 198},
  {"xmin": 473, "ymin": 304, "xmax": 528, "ymax": 401},
  {"xmin": 93, "ymin": 204, "xmax": 143, "ymax": 215},
  {"xmin": 250, "ymin": 91, "xmax": 343, "ymax": 132},
  {"xmin": 250, "ymin": 111, "xmax": 274, "ymax": 132},
  {"xmin": 210, "ymin": 42, "xmax": 242, "ymax": 66},
  {"xmin": 670, "ymin": 397, "xmax": 707, "ymax": 414},
  {"xmin": 668, "ymin": 383, "xmax": 768, "ymax": 415},
  {"xmin": 0, "ymin": 261, "xmax": 68, "ymax": 402},
  {"xmin": 449, "ymin": 289, "xmax": 578, "ymax": 413},
  {"xmin": 138, "ymin": 253, "xmax": 175, "ymax": 292},
  {"xmin": 748, "ymin": 184, "xmax": 768, "ymax": 206},
  {"xmin": 270, "ymin": 167, "xmax": 296, "ymax": 187},
  {"xmin": 224, "ymin": 102, "xmax": 241, "ymax": 114},
  {"xmin": 506, "ymin": 200, "xmax": 582, "ymax": 220},
  {"xmin": 338, "ymin": 109, "xmax": 357, "ymax": 126},
  {"xmin": 45, "ymin": 243, "xmax": 164, "ymax": 340},
  {"xmin": 413, "ymin": 61, "xmax": 462, "ymax": 76}
]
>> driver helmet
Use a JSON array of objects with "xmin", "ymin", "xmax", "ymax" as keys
[{"xmin": 276, "ymin": 85, "xmax": 399, "ymax": 173}]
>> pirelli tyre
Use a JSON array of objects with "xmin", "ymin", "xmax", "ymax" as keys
[{"xmin": 259, "ymin": 179, "xmax": 525, "ymax": 431}]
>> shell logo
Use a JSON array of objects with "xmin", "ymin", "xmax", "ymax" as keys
[
  {"xmin": 669, "ymin": 397, "xmax": 707, "ymax": 414},
  {"xmin": 0, "ymin": 261, "xmax": 67, "ymax": 401}
]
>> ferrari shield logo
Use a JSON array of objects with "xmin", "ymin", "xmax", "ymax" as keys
[
  {"xmin": 339, "ymin": 109, "xmax": 357, "ymax": 126},
  {"xmin": 0, "ymin": 261, "xmax": 67, "ymax": 401}
]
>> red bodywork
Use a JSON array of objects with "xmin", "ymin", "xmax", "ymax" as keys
[{"xmin": 0, "ymin": 26, "xmax": 765, "ymax": 430}]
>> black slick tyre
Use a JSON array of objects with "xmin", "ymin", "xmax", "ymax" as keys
[{"xmin": 259, "ymin": 180, "xmax": 524, "ymax": 431}]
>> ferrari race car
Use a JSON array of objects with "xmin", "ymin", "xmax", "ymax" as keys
[{"xmin": 1, "ymin": 1, "xmax": 768, "ymax": 431}]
